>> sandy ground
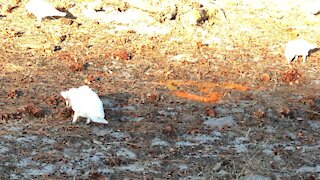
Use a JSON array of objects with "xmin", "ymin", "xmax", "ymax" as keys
[{"xmin": 0, "ymin": 0, "xmax": 320, "ymax": 179}]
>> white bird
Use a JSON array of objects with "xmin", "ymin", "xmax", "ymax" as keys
[
  {"xmin": 303, "ymin": 0, "xmax": 320, "ymax": 15},
  {"xmin": 284, "ymin": 39, "xmax": 317, "ymax": 63},
  {"xmin": 25, "ymin": 0, "xmax": 67, "ymax": 24},
  {"xmin": 61, "ymin": 85, "xmax": 109, "ymax": 125}
]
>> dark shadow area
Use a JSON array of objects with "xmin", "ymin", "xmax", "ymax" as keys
[
  {"xmin": 102, "ymin": 92, "xmax": 133, "ymax": 123},
  {"xmin": 59, "ymin": 8, "xmax": 76, "ymax": 20},
  {"xmin": 47, "ymin": 8, "xmax": 76, "ymax": 21}
]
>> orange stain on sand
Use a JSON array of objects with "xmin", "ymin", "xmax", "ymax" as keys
[
  {"xmin": 173, "ymin": 91, "xmax": 222, "ymax": 103},
  {"xmin": 220, "ymin": 82, "xmax": 249, "ymax": 91},
  {"xmin": 161, "ymin": 80, "xmax": 249, "ymax": 103}
]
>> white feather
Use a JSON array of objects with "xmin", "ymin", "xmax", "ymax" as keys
[
  {"xmin": 303, "ymin": 0, "xmax": 320, "ymax": 15},
  {"xmin": 284, "ymin": 39, "xmax": 317, "ymax": 63},
  {"xmin": 61, "ymin": 85, "xmax": 109, "ymax": 125},
  {"xmin": 25, "ymin": 0, "xmax": 66, "ymax": 23}
]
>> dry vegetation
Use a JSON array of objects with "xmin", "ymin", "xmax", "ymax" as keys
[{"xmin": 0, "ymin": 0, "xmax": 320, "ymax": 179}]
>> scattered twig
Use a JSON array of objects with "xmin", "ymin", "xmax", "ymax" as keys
[
  {"xmin": 305, "ymin": 109, "xmax": 320, "ymax": 115},
  {"xmin": 235, "ymin": 148, "xmax": 261, "ymax": 180}
]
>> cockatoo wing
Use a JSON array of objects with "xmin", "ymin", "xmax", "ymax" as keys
[
  {"xmin": 65, "ymin": 86, "xmax": 105, "ymax": 117},
  {"xmin": 61, "ymin": 86, "xmax": 108, "ymax": 124}
]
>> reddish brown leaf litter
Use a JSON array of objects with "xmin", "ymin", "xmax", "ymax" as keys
[
  {"xmin": 297, "ymin": 130, "xmax": 304, "ymax": 139},
  {"xmin": 205, "ymin": 107, "xmax": 217, "ymax": 117},
  {"xmin": 0, "ymin": 111, "xmax": 23, "ymax": 122},
  {"xmin": 145, "ymin": 93, "xmax": 160, "ymax": 103},
  {"xmin": 277, "ymin": 107, "xmax": 291, "ymax": 118},
  {"xmin": 162, "ymin": 125, "xmax": 176, "ymax": 137},
  {"xmin": 58, "ymin": 107, "xmax": 73, "ymax": 119},
  {"xmin": 280, "ymin": 69, "xmax": 301, "ymax": 84},
  {"xmin": 7, "ymin": 89, "xmax": 21, "ymax": 99},
  {"xmin": 69, "ymin": 62, "xmax": 84, "ymax": 72},
  {"xmin": 57, "ymin": 53, "xmax": 75, "ymax": 62},
  {"xmin": 196, "ymin": 41, "xmax": 206, "ymax": 50},
  {"xmin": 0, "ymin": 105, "xmax": 33, "ymax": 122},
  {"xmin": 45, "ymin": 95, "xmax": 63, "ymax": 108},
  {"xmin": 112, "ymin": 49, "xmax": 133, "ymax": 61},
  {"xmin": 260, "ymin": 73, "xmax": 271, "ymax": 82},
  {"xmin": 84, "ymin": 73, "xmax": 95, "ymax": 85},
  {"xmin": 23, "ymin": 104, "xmax": 43, "ymax": 118},
  {"xmin": 252, "ymin": 109, "xmax": 265, "ymax": 119}
]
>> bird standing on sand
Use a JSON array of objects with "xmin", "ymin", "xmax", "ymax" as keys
[
  {"xmin": 25, "ymin": 0, "xmax": 66, "ymax": 24},
  {"xmin": 284, "ymin": 39, "xmax": 317, "ymax": 63},
  {"xmin": 61, "ymin": 85, "xmax": 109, "ymax": 125}
]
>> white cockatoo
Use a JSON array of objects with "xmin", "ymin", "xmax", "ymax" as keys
[
  {"xmin": 25, "ymin": 0, "xmax": 67, "ymax": 24},
  {"xmin": 303, "ymin": 0, "xmax": 320, "ymax": 15},
  {"xmin": 284, "ymin": 39, "xmax": 317, "ymax": 63},
  {"xmin": 61, "ymin": 85, "xmax": 109, "ymax": 125}
]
